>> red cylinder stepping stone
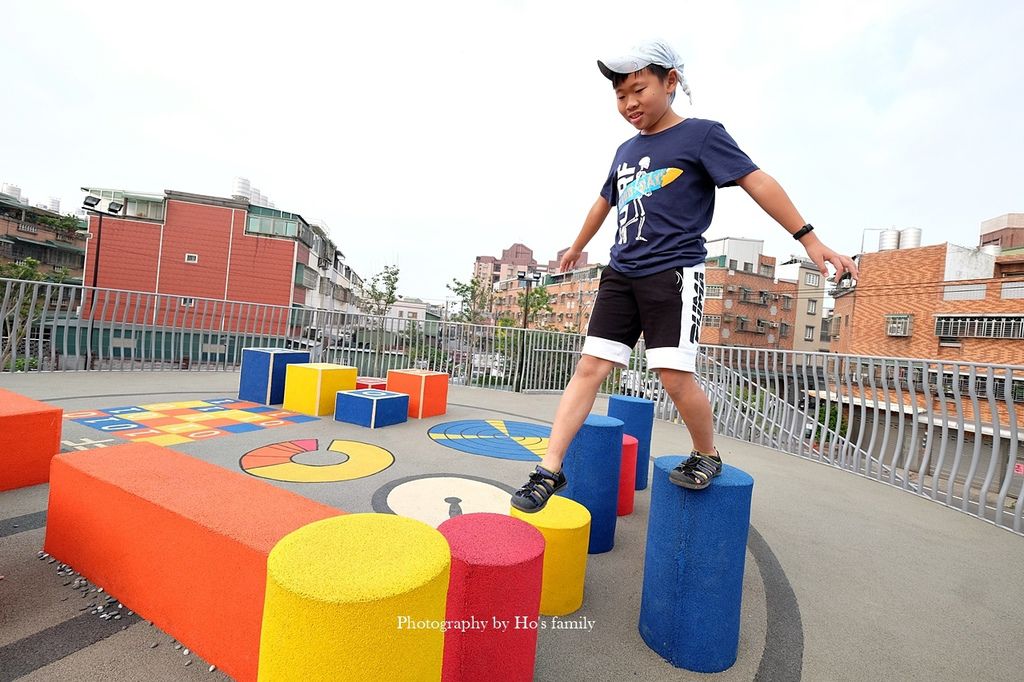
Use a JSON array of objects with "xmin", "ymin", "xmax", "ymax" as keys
[
  {"xmin": 438, "ymin": 512, "xmax": 545, "ymax": 682},
  {"xmin": 618, "ymin": 435, "xmax": 639, "ymax": 516}
]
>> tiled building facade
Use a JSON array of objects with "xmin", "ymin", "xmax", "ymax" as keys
[
  {"xmin": 702, "ymin": 254, "xmax": 799, "ymax": 349},
  {"xmin": 829, "ymin": 243, "xmax": 1024, "ymax": 366}
]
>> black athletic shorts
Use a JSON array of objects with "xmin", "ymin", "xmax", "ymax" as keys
[{"xmin": 582, "ymin": 264, "xmax": 705, "ymax": 372}]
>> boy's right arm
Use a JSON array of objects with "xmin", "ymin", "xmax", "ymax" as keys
[{"xmin": 560, "ymin": 196, "xmax": 611, "ymax": 272}]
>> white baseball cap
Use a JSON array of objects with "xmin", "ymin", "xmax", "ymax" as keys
[{"xmin": 597, "ymin": 39, "xmax": 692, "ymax": 104}]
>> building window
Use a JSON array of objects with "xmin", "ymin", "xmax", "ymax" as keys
[
  {"xmin": 294, "ymin": 263, "xmax": 317, "ymax": 289},
  {"xmin": 409, "ymin": 311, "xmax": 418, "ymax": 319},
  {"xmin": 756, "ymin": 319, "xmax": 768, "ymax": 333},
  {"xmin": 804, "ymin": 325, "xmax": 815, "ymax": 341},
  {"xmin": 934, "ymin": 315, "xmax": 1024, "ymax": 339},
  {"xmin": 126, "ymin": 199, "xmax": 164, "ymax": 220},
  {"xmin": 706, "ymin": 285, "xmax": 723, "ymax": 299},
  {"xmin": 886, "ymin": 314, "xmax": 911, "ymax": 337},
  {"xmin": 779, "ymin": 323, "xmax": 790, "ymax": 338},
  {"xmin": 759, "ymin": 264, "xmax": 774, "ymax": 277},
  {"xmin": 805, "ymin": 272, "xmax": 820, "ymax": 287},
  {"xmin": 246, "ymin": 215, "xmax": 299, "ymax": 237},
  {"xmin": 180, "ymin": 297, "xmax": 195, "ymax": 307},
  {"xmin": 703, "ymin": 315, "xmax": 721, "ymax": 328},
  {"xmin": 781, "ymin": 295, "xmax": 792, "ymax": 310},
  {"xmin": 728, "ymin": 259, "xmax": 738, "ymax": 271},
  {"xmin": 807, "ymin": 299, "xmax": 817, "ymax": 315},
  {"xmin": 943, "ymin": 283, "xmax": 986, "ymax": 301},
  {"xmin": 185, "ymin": 253, "xmax": 198, "ymax": 264},
  {"xmin": 1000, "ymin": 282, "xmax": 1024, "ymax": 299},
  {"xmin": 743, "ymin": 262, "xmax": 754, "ymax": 273}
]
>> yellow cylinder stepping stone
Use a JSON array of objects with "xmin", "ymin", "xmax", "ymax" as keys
[
  {"xmin": 511, "ymin": 496, "xmax": 591, "ymax": 616},
  {"xmin": 258, "ymin": 513, "xmax": 450, "ymax": 681}
]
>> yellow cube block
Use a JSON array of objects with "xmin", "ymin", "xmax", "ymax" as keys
[{"xmin": 283, "ymin": 363, "xmax": 357, "ymax": 416}]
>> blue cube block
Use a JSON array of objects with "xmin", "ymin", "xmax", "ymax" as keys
[
  {"xmin": 334, "ymin": 389, "xmax": 409, "ymax": 429},
  {"xmin": 239, "ymin": 348, "xmax": 310, "ymax": 405}
]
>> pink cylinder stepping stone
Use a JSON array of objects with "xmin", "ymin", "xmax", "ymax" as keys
[
  {"xmin": 438, "ymin": 512, "xmax": 545, "ymax": 682},
  {"xmin": 618, "ymin": 435, "xmax": 639, "ymax": 516}
]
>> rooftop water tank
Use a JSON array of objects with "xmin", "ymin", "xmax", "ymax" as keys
[
  {"xmin": 878, "ymin": 229, "xmax": 900, "ymax": 251},
  {"xmin": 899, "ymin": 227, "xmax": 921, "ymax": 249},
  {"xmin": 1, "ymin": 183, "xmax": 21, "ymax": 200},
  {"xmin": 232, "ymin": 176, "xmax": 251, "ymax": 200}
]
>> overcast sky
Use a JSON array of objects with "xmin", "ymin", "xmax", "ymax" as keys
[{"xmin": 3, "ymin": 0, "xmax": 1021, "ymax": 302}]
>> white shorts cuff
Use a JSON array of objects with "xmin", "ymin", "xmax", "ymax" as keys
[
  {"xmin": 582, "ymin": 336, "xmax": 632, "ymax": 367},
  {"xmin": 646, "ymin": 346, "xmax": 698, "ymax": 373}
]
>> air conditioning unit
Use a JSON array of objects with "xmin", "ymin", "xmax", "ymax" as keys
[
  {"xmin": 726, "ymin": 285, "xmax": 737, "ymax": 293},
  {"xmin": 317, "ymin": 258, "xmax": 330, "ymax": 271},
  {"xmin": 769, "ymin": 322, "xmax": 780, "ymax": 328}
]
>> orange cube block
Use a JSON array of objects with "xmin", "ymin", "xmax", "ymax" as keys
[
  {"xmin": 44, "ymin": 443, "xmax": 341, "ymax": 682},
  {"xmin": 0, "ymin": 389, "xmax": 62, "ymax": 491},
  {"xmin": 386, "ymin": 369, "xmax": 449, "ymax": 418}
]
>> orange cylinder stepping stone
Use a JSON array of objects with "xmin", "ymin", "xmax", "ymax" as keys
[
  {"xmin": 0, "ymin": 388, "xmax": 62, "ymax": 492},
  {"xmin": 44, "ymin": 442, "xmax": 341, "ymax": 682}
]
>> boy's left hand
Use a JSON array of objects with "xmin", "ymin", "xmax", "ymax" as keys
[{"xmin": 803, "ymin": 240, "xmax": 859, "ymax": 282}]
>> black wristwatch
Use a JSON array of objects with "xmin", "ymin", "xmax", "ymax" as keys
[{"xmin": 792, "ymin": 224, "xmax": 814, "ymax": 240}]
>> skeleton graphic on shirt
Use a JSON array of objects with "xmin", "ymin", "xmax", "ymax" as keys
[{"xmin": 616, "ymin": 156, "xmax": 652, "ymax": 244}]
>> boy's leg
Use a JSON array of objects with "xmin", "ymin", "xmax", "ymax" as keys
[
  {"xmin": 657, "ymin": 368, "xmax": 714, "ymax": 454},
  {"xmin": 635, "ymin": 264, "xmax": 722, "ymax": 490},
  {"xmin": 539, "ymin": 354, "xmax": 617, "ymax": 473},
  {"xmin": 512, "ymin": 267, "xmax": 640, "ymax": 513}
]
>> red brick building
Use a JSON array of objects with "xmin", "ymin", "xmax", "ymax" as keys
[
  {"xmin": 829, "ymin": 243, "xmax": 1024, "ymax": 366},
  {"xmin": 78, "ymin": 188, "xmax": 343, "ymax": 335},
  {"xmin": 702, "ymin": 254, "xmax": 799, "ymax": 349},
  {"xmin": 1, "ymin": 193, "xmax": 87, "ymax": 281}
]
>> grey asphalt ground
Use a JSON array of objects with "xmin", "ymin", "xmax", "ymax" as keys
[{"xmin": 2, "ymin": 371, "xmax": 1023, "ymax": 681}]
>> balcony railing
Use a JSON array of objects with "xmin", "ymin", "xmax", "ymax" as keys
[{"xmin": 2, "ymin": 277, "xmax": 1022, "ymax": 535}]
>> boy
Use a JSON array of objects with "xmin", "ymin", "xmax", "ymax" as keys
[{"xmin": 511, "ymin": 40, "xmax": 858, "ymax": 512}]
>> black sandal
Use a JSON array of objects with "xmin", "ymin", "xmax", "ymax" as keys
[
  {"xmin": 669, "ymin": 450, "xmax": 722, "ymax": 490},
  {"xmin": 511, "ymin": 465, "xmax": 567, "ymax": 513}
]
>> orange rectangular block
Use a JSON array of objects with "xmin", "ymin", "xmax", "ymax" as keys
[
  {"xmin": 0, "ymin": 388, "xmax": 62, "ymax": 491},
  {"xmin": 44, "ymin": 443, "xmax": 342, "ymax": 682},
  {"xmin": 386, "ymin": 369, "xmax": 449, "ymax": 418}
]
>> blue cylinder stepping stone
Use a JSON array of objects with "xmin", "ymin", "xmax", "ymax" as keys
[
  {"xmin": 607, "ymin": 395, "xmax": 655, "ymax": 490},
  {"xmin": 561, "ymin": 414, "xmax": 623, "ymax": 554},
  {"xmin": 638, "ymin": 456, "xmax": 753, "ymax": 673}
]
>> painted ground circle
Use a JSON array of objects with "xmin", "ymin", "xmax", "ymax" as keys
[
  {"xmin": 240, "ymin": 438, "xmax": 394, "ymax": 482},
  {"xmin": 427, "ymin": 419, "xmax": 551, "ymax": 461},
  {"xmin": 372, "ymin": 473, "xmax": 517, "ymax": 528}
]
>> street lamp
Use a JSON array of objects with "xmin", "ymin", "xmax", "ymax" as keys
[
  {"xmin": 515, "ymin": 271, "xmax": 541, "ymax": 392},
  {"xmin": 79, "ymin": 194, "xmax": 122, "ymax": 369},
  {"xmin": 81, "ymin": 194, "xmax": 123, "ymax": 289},
  {"xmin": 518, "ymin": 271, "xmax": 541, "ymax": 329}
]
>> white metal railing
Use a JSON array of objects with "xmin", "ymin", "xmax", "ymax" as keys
[{"xmin": 3, "ymin": 277, "xmax": 1022, "ymax": 534}]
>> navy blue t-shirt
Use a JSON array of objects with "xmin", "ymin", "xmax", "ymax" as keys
[{"xmin": 600, "ymin": 118, "xmax": 758, "ymax": 277}]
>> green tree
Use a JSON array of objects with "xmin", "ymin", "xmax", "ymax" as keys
[
  {"xmin": 0, "ymin": 258, "xmax": 47, "ymax": 371},
  {"xmin": 517, "ymin": 285, "xmax": 553, "ymax": 328},
  {"xmin": 446, "ymin": 277, "xmax": 493, "ymax": 324},
  {"xmin": 359, "ymin": 265, "xmax": 400, "ymax": 317},
  {"xmin": 0, "ymin": 257, "xmax": 46, "ymax": 282},
  {"xmin": 36, "ymin": 213, "xmax": 84, "ymax": 234}
]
